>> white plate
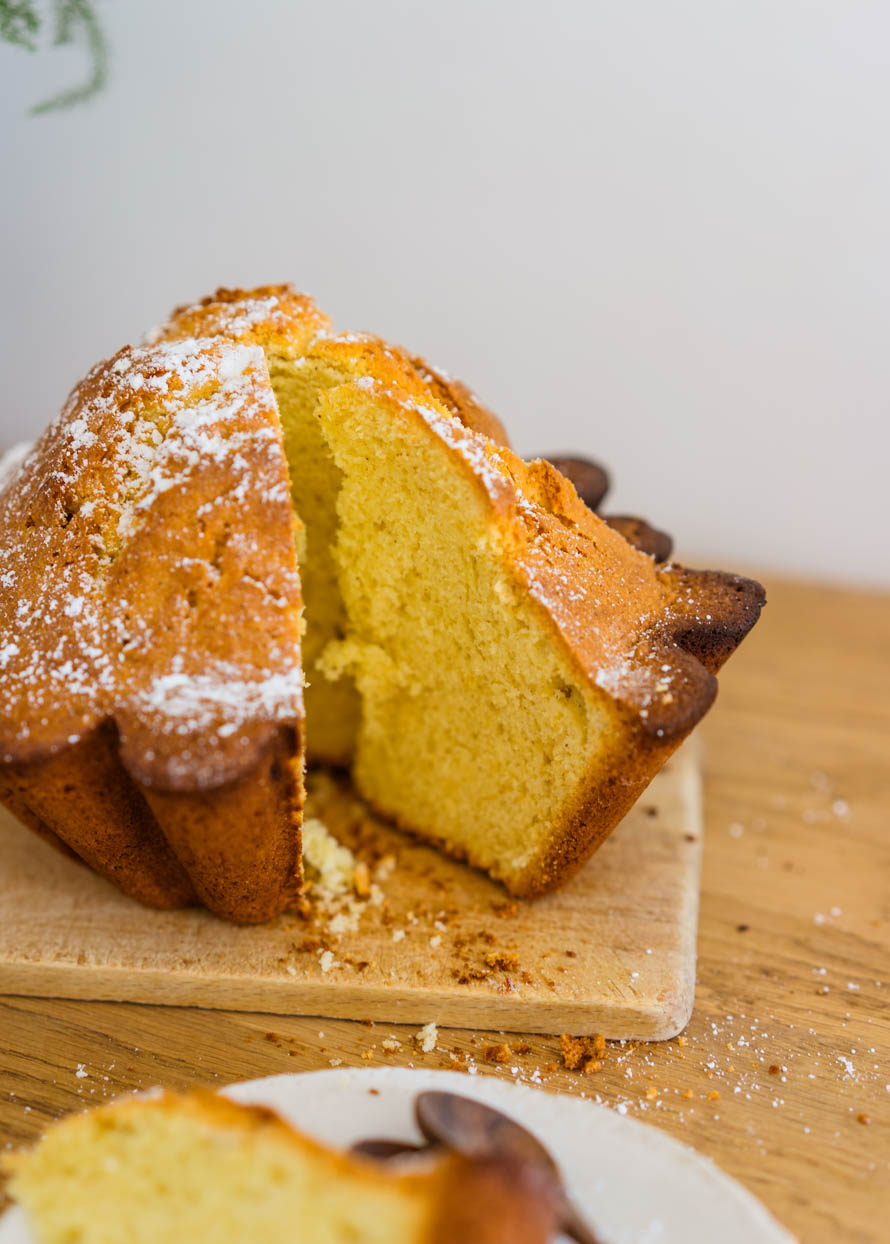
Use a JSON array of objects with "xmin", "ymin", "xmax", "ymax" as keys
[{"xmin": 1, "ymin": 1067, "xmax": 794, "ymax": 1244}]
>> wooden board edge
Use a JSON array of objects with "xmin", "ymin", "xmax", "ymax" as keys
[{"xmin": 0, "ymin": 958, "xmax": 695, "ymax": 1040}]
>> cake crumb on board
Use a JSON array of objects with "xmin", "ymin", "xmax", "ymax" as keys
[{"xmin": 417, "ymin": 1022, "xmax": 439, "ymax": 1053}]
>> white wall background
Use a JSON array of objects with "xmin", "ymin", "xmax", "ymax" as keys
[{"xmin": 2, "ymin": 1, "xmax": 888, "ymax": 587}]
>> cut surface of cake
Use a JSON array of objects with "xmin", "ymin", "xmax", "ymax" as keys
[
  {"xmin": 309, "ymin": 377, "xmax": 761, "ymax": 893},
  {"xmin": 0, "ymin": 283, "xmax": 764, "ymax": 916},
  {"xmin": 151, "ymin": 287, "xmax": 510, "ymax": 767},
  {"xmin": 2, "ymin": 1090, "xmax": 559, "ymax": 1244}
]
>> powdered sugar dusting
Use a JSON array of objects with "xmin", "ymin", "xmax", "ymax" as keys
[
  {"xmin": 146, "ymin": 296, "xmax": 283, "ymax": 346},
  {"xmin": 138, "ymin": 667, "xmax": 304, "ymax": 733},
  {"xmin": 145, "ymin": 285, "xmax": 330, "ymax": 356},
  {"xmin": 0, "ymin": 336, "xmax": 303, "ymax": 785}
]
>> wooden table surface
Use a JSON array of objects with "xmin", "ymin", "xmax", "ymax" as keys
[{"xmin": 1, "ymin": 575, "xmax": 888, "ymax": 1242}]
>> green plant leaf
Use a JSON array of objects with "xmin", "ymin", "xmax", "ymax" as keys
[
  {"xmin": 0, "ymin": 0, "xmax": 41, "ymax": 51},
  {"xmin": 31, "ymin": 0, "xmax": 108, "ymax": 114}
]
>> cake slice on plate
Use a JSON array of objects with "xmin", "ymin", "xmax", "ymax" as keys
[{"xmin": 2, "ymin": 1090, "xmax": 559, "ymax": 1244}]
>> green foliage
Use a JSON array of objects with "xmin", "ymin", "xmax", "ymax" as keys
[
  {"xmin": 0, "ymin": 1, "xmax": 41, "ymax": 51},
  {"xmin": 0, "ymin": 0, "xmax": 109, "ymax": 113}
]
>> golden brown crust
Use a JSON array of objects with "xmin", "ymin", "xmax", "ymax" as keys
[
  {"xmin": 0, "ymin": 770, "xmax": 83, "ymax": 863},
  {"xmin": 540, "ymin": 455, "xmax": 610, "ymax": 511},
  {"xmin": 139, "ymin": 726, "xmax": 304, "ymax": 922},
  {"xmin": 538, "ymin": 456, "xmax": 675, "ymax": 561},
  {"xmin": 507, "ymin": 456, "xmax": 765, "ymax": 738},
  {"xmin": 516, "ymin": 570, "xmax": 766, "ymax": 894},
  {"xmin": 407, "ymin": 355, "xmax": 511, "ymax": 448},
  {"xmin": 150, "ymin": 284, "xmax": 510, "ymax": 447},
  {"xmin": 1, "ymin": 725, "xmax": 197, "ymax": 909},
  {"xmin": 148, "ymin": 284, "xmax": 332, "ymax": 358},
  {"xmin": 305, "ymin": 333, "xmax": 456, "ymax": 403},
  {"xmin": 0, "ymin": 337, "xmax": 306, "ymax": 921},
  {"xmin": 0, "ymin": 737, "xmax": 304, "ymax": 924}
]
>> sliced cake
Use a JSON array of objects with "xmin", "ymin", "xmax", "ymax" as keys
[
  {"xmin": 2, "ymin": 1090, "xmax": 559, "ymax": 1244},
  {"xmin": 305, "ymin": 376, "xmax": 762, "ymax": 893},
  {"xmin": 0, "ymin": 283, "xmax": 764, "ymax": 916}
]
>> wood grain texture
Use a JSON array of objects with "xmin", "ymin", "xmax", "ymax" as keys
[
  {"xmin": 0, "ymin": 741, "xmax": 702, "ymax": 1039},
  {"xmin": 1, "ymin": 577, "xmax": 888, "ymax": 1244}
]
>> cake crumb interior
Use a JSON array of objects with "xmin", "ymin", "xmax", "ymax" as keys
[
  {"xmin": 270, "ymin": 351, "xmax": 606, "ymax": 889},
  {"xmin": 6, "ymin": 1100, "xmax": 430, "ymax": 1244},
  {"xmin": 268, "ymin": 354, "xmax": 362, "ymax": 766},
  {"xmin": 311, "ymin": 383, "xmax": 603, "ymax": 889}
]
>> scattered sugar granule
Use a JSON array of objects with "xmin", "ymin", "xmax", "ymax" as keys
[
  {"xmin": 329, "ymin": 1058, "xmax": 342, "ymax": 1067},
  {"xmin": 319, "ymin": 950, "xmax": 336, "ymax": 973},
  {"xmin": 429, "ymin": 935, "xmax": 442, "ymax": 949},
  {"xmin": 392, "ymin": 929, "xmax": 406, "ymax": 943},
  {"xmin": 417, "ymin": 1022, "xmax": 438, "ymax": 1053},
  {"xmin": 75, "ymin": 1065, "xmax": 88, "ymax": 1079}
]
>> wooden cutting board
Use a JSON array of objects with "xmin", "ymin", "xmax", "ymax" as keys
[{"xmin": 0, "ymin": 739, "xmax": 702, "ymax": 1040}]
